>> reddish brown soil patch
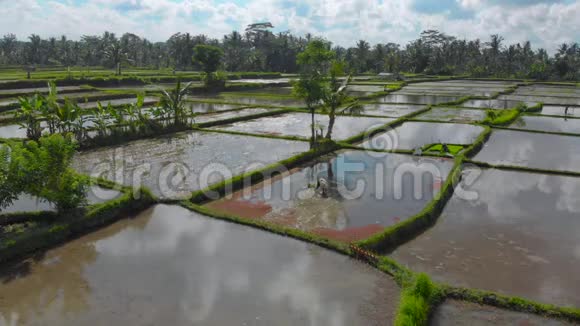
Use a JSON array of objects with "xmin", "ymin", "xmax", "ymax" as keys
[
  {"xmin": 206, "ymin": 200, "xmax": 272, "ymax": 219},
  {"xmin": 313, "ymin": 224, "xmax": 385, "ymax": 242}
]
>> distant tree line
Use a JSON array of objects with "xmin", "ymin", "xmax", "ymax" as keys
[{"xmin": 0, "ymin": 26, "xmax": 578, "ymax": 80}]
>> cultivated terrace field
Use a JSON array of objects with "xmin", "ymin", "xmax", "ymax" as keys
[{"xmin": 0, "ymin": 34, "xmax": 580, "ymax": 325}]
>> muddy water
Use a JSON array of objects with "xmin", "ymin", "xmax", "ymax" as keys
[
  {"xmin": 205, "ymin": 150, "xmax": 454, "ymax": 241},
  {"xmin": 232, "ymin": 87, "xmax": 293, "ymax": 95},
  {"xmin": 0, "ymin": 124, "xmax": 26, "ymax": 139},
  {"xmin": 416, "ymin": 108, "xmax": 486, "ymax": 122},
  {"xmin": 0, "ymin": 204, "xmax": 400, "ymax": 325},
  {"xmin": 1, "ymin": 187, "xmax": 122, "ymax": 213},
  {"xmin": 359, "ymin": 104, "xmax": 426, "ymax": 117},
  {"xmin": 220, "ymin": 96, "xmax": 304, "ymax": 107},
  {"xmin": 398, "ymin": 90, "xmax": 496, "ymax": 97},
  {"xmin": 362, "ymin": 122, "xmax": 484, "ymax": 150},
  {"xmin": 498, "ymin": 95, "xmax": 580, "ymax": 106},
  {"xmin": 379, "ymin": 93, "xmax": 461, "ymax": 105},
  {"xmin": 473, "ymin": 129, "xmax": 580, "ymax": 172},
  {"xmin": 391, "ymin": 168, "xmax": 580, "ymax": 307},
  {"xmin": 0, "ymin": 86, "xmax": 83, "ymax": 96},
  {"xmin": 511, "ymin": 115, "xmax": 580, "ymax": 134},
  {"xmin": 461, "ymin": 98, "xmax": 530, "ymax": 109},
  {"xmin": 410, "ymin": 81, "xmax": 517, "ymax": 87},
  {"xmin": 72, "ymin": 131, "xmax": 310, "ymax": 199},
  {"xmin": 540, "ymin": 105, "xmax": 580, "ymax": 117},
  {"xmin": 194, "ymin": 108, "xmax": 274, "ymax": 124},
  {"xmin": 77, "ymin": 97, "xmax": 159, "ymax": 109},
  {"xmin": 211, "ymin": 112, "xmax": 394, "ymax": 140},
  {"xmin": 430, "ymin": 300, "xmax": 571, "ymax": 325},
  {"xmin": 188, "ymin": 102, "xmax": 244, "ymax": 114}
]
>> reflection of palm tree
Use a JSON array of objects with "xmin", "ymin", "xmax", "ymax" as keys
[{"xmin": 294, "ymin": 159, "xmax": 348, "ymax": 230}]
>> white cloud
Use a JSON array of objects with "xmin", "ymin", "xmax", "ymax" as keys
[{"xmin": 0, "ymin": 0, "xmax": 578, "ymax": 53}]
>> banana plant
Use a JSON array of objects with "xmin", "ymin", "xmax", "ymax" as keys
[
  {"xmin": 55, "ymin": 99, "xmax": 80, "ymax": 134},
  {"xmin": 159, "ymin": 80, "xmax": 192, "ymax": 126},
  {"xmin": 42, "ymin": 81, "xmax": 60, "ymax": 134},
  {"xmin": 93, "ymin": 101, "xmax": 111, "ymax": 138},
  {"xmin": 16, "ymin": 94, "xmax": 44, "ymax": 140}
]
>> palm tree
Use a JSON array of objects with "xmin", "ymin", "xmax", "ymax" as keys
[
  {"xmin": 159, "ymin": 80, "xmax": 192, "ymax": 127},
  {"xmin": 104, "ymin": 38, "xmax": 130, "ymax": 75},
  {"xmin": 356, "ymin": 40, "xmax": 370, "ymax": 72},
  {"xmin": 321, "ymin": 71, "xmax": 362, "ymax": 140}
]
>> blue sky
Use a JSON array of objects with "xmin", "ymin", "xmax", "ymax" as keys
[{"xmin": 1, "ymin": 0, "xmax": 579, "ymax": 53}]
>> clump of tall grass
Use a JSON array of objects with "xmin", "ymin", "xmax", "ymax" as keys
[{"xmin": 395, "ymin": 273, "xmax": 439, "ymax": 326}]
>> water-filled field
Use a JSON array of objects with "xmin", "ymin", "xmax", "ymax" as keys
[
  {"xmin": 362, "ymin": 122, "xmax": 484, "ymax": 150},
  {"xmin": 72, "ymin": 130, "xmax": 310, "ymax": 199},
  {"xmin": 2, "ymin": 77, "xmax": 580, "ymax": 325},
  {"xmin": 391, "ymin": 168, "xmax": 580, "ymax": 307},
  {"xmin": 206, "ymin": 150, "xmax": 454, "ymax": 241},
  {"xmin": 473, "ymin": 129, "xmax": 580, "ymax": 173},
  {"xmin": 210, "ymin": 112, "xmax": 394, "ymax": 140},
  {"xmin": 0, "ymin": 204, "xmax": 400, "ymax": 325}
]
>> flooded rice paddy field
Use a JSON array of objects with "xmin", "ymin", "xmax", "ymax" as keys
[
  {"xmin": 77, "ymin": 96, "xmax": 159, "ymax": 109},
  {"xmin": 430, "ymin": 300, "xmax": 572, "ymax": 325},
  {"xmin": 210, "ymin": 112, "xmax": 394, "ymax": 140},
  {"xmin": 0, "ymin": 123, "xmax": 26, "ymax": 138},
  {"xmin": 187, "ymin": 101, "xmax": 246, "ymax": 114},
  {"xmin": 1, "ymin": 186, "xmax": 122, "ymax": 214},
  {"xmin": 194, "ymin": 108, "xmax": 276, "ymax": 124},
  {"xmin": 72, "ymin": 130, "xmax": 310, "ymax": 199},
  {"xmin": 379, "ymin": 93, "xmax": 462, "ymax": 105},
  {"xmin": 4, "ymin": 79, "xmax": 580, "ymax": 323},
  {"xmin": 205, "ymin": 150, "xmax": 454, "ymax": 241},
  {"xmin": 514, "ymin": 85, "xmax": 580, "ymax": 98},
  {"xmin": 538, "ymin": 105, "xmax": 580, "ymax": 117},
  {"xmin": 415, "ymin": 107, "xmax": 486, "ymax": 122},
  {"xmin": 461, "ymin": 98, "xmax": 533, "ymax": 109},
  {"xmin": 0, "ymin": 86, "xmax": 85, "ymax": 96},
  {"xmin": 498, "ymin": 94, "xmax": 580, "ymax": 106},
  {"xmin": 361, "ymin": 122, "xmax": 485, "ymax": 150},
  {"xmin": 187, "ymin": 94, "xmax": 304, "ymax": 107},
  {"xmin": 391, "ymin": 168, "xmax": 580, "ymax": 307},
  {"xmin": 358, "ymin": 103, "xmax": 426, "ymax": 117},
  {"xmin": 474, "ymin": 129, "xmax": 580, "ymax": 172},
  {"xmin": 510, "ymin": 115, "xmax": 580, "ymax": 134},
  {"xmin": 0, "ymin": 204, "xmax": 400, "ymax": 325}
]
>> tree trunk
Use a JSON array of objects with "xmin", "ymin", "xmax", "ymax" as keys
[
  {"xmin": 310, "ymin": 107, "xmax": 316, "ymax": 145},
  {"xmin": 325, "ymin": 110, "xmax": 336, "ymax": 139}
]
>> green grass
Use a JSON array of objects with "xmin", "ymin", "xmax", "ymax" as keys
[
  {"xmin": 395, "ymin": 274, "xmax": 441, "ymax": 326},
  {"xmin": 424, "ymin": 144, "xmax": 464, "ymax": 155},
  {"xmin": 483, "ymin": 108, "xmax": 520, "ymax": 126}
]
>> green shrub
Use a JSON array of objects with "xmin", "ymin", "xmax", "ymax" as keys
[
  {"xmin": 3, "ymin": 134, "xmax": 89, "ymax": 213},
  {"xmin": 483, "ymin": 108, "xmax": 520, "ymax": 126}
]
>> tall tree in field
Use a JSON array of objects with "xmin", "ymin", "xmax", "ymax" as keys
[
  {"xmin": 293, "ymin": 38, "xmax": 334, "ymax": 145},
  {"xmin": 104, "ymin": 36, "xmax": 130, "ymax": 75},
  {"xmin": 193, "ymin": 44, "xmax": 224, "ymax": 89},
  {"xmin": 321, "ymin": 61, "xmax": 361, "ymax": 139},
  {"xmin": 355, "ymin": 40, "xmax": 370, "ymax": 73}
]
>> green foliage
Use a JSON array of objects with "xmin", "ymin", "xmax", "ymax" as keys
[
  {"xmin": 3, "ymin": 134, "xmax": 89, "ymax": 213},
  {"xmin": 296, "ymin": 38, "xmax": 335, "ymax": 75},
  {"xmin": 193, "ymin": 44, "xmax": 224, "ymax": 74},
  {"xmin": 483, "ymin": 108, "xmax": 520, "ymax": 126},
  {"xmin": 395, "ymin": 274, "xmax": 437, "ymax": 326},
  {"xmin": 159, "ymin": 79, "xmax": 193, "ymax": 126},
  {"xmin": 16, "ymin": 94, "xmax": 44, "ymax": 140}
]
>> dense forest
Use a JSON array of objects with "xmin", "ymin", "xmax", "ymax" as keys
[{"xmin": 0, "ymin": 24, "xmax": 578, "ymax": 80}]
